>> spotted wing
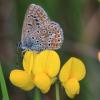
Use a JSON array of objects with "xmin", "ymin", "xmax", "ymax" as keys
[
  {"xmin": 29, "ymin": 21, "xmax": 64, "ymax": 51},
  {"xmin": 46, "ymin": 21, "xmax": 64, "ymax": 50},
  {"xmin": 21, "ymin": 4, "xmax": 50, "ymax": 45}
]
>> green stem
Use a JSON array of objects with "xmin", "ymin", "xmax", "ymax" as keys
[
  {"xmin": 34, "ymin": 88, "xmax": 41, "ymax": 100},
  {"xmin": 0, "ymin": 64, "xmax": 9, "ymax": 100},
  {"xmin": 55, "ymin": 82, "xmax": 60, "ymax": 100}
]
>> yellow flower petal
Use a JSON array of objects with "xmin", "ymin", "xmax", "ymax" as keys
[
  {"xmin": 59, "ymin": 57, "xmax": 86, "ymax": 82},
  {"xmin": 45, "ymin": 51, "xmax": 60, "ymax": 78},
  {"xmin": 23, "ymin": 51, "xmax": 37, "ymax": 73},
  {"xmin": 70, "ymin": 57, "xmax": 86, "ymax": 81},
  {"xmin": 9, "ymin": 70, "xmax": 35, "ymax": 91},
  {"xmin": 34, "ymin": 72, "xmax": 51, "ymax": 93},
  {"xmin": 98, "ymin": 52, "xmax": 100, "ymax": 61},
  {"xmin": 64, "ymin": 78, "xmax": 80, "ymax": 99},
  {"xmin": 33, "ymin": 50, "xmax": 60, "ymax": 78},
  {"xmin": 59, "ymin": 58, "xmax": 72, "ymax": 83}
]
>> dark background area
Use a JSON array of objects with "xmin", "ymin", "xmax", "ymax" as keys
[{"xmin": 0, "ymin": 0, "xmax": 100, "ymax": 100}]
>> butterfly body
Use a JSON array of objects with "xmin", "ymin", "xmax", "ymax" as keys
[{"xmin": 20, "ymin": 4, "xmax": 64, "ymax": 52}]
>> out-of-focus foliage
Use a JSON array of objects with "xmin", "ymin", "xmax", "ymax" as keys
[{"xmin": 0, "ymin": 0, "xmax": 100, "ymax": 100}]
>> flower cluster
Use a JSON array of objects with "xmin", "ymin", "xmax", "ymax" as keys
[
  {"xmin": 9, "ymin": 50, "xmax": 86, "ymax": 98},
  {"xmin": 10, "ymin": 50, "xmax": 60, "ymax": 93},
  {"xmin": 59, "ymin": 57, "xmax": 86, "ymax": 98}
]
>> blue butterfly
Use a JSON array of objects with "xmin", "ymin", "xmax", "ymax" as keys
[{"xmin": 20, "ymin": 4, "xmax": 64, "ymax": 52}]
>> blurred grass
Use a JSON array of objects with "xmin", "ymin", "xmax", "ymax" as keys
[{"xmin": 0, "ymin": 64, "xmax": 9, "ymax": 100}]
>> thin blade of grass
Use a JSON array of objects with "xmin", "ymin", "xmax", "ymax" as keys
[{"xmin": 0, "ymin": 64, "xmax": 9, "ymax": 100}]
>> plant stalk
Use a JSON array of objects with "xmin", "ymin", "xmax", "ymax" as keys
[
  {"xmin": 34, "ymin": 88, "xmax": 41, "ymax": 100},
  {"xmin": 0, "ymin": 64, "xmax": 9, "ymax": 100},
  {"xmin": 55, "ymin": 81, "xmax": 60, "ymax": 100}
]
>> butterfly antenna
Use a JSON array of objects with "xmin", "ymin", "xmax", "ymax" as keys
[
  {"xmin": 16, "ymin": 42, "xmax": 22, "ymax": 65},
  {"xmin": 16, "ymin": 44, "xmax": 19, "ymax": 66}
]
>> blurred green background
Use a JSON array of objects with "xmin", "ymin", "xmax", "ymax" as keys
[{"xmin": 0, "ymin": 0, "xmax": 100, "ymax": 100}]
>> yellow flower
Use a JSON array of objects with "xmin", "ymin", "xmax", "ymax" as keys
[
  {"xmin": 9, "ymin": 50, "xmax": 60, "ymax": 93},
  {"xmin": 9, "ymin": 51, "xmax": 37, "ymax": 91},
  {"xmin": 33, "ymin": 50, "xmax": 60, "ymax": 93},
  {"xmin": 59, "ymin": 57, "xmax": 86, "ymax": 99},
  {"xmin": 98, "ymin": 52, "xmax": 100, "ymax": 61},
  {"xmin": 23, "ymin": 51, "xmax": 37, "ymax": 73},
  {"xmin": 9, "ymin": 70, "xmax": 35, "ymax": 91},
  {"xmin": 34, "ymin": 72, "xmax": 51, "ymax": 93},
  {"xmin": 9, "ymin": 50, "xmax": 86, "ymax": 98},
  {"xmin": 33, "ymin": 50, "xmax": 60, "ymax": 78}
]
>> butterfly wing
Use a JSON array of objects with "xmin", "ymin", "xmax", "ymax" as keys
[
  {"xmin": 29, "ymin": 21, "xmax": 64, "ymax": 51},
  {"xmin": 20, "ymin": 4, "xmax": 64, "ymax": 51},
  {"xmin": 46, "ymin": 21, "xmax": 64, "ymax": 50},
  {"xmin": 21, "ymin": 4, "xmax": 50, "ymax": 50}
]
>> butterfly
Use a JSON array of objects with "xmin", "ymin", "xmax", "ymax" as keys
[{"xmin": 20, "ymin": 4, "xmax": 64, "ymax": 52}]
